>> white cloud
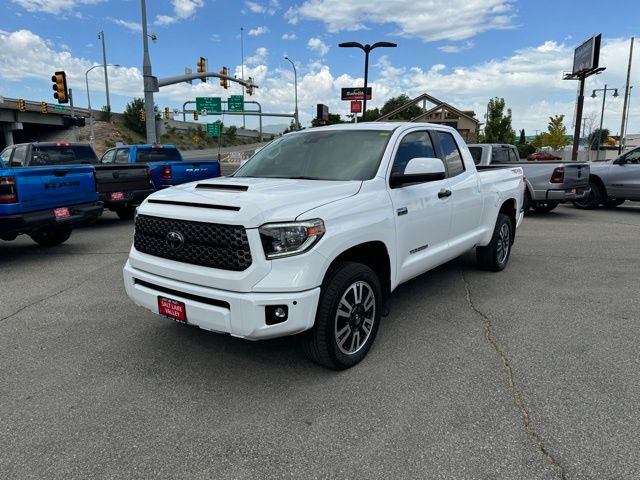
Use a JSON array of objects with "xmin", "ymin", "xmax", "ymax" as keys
[
  {"xmin": 248, "ymin": 26, "xmax": 270, "ymax": 36},
  {"xmin": 244, "ymin": 0, "xmax": 279, "ymax": 15},
  {"xmin": 109, "ymin": 18, "xmax": 142, "ymax": 32},
  {"xmin": 286, "ymin": 0, "xmax": 515, "ymax": 42},
  {"xmin": 246, "ymin": 47, "xmax": 268, "ymax": 65},
  {"xmin": 307, "ymin": 37, "xmax": 329, "ymax": 57},
  {"xmin": 282, "ymin": 33, "xmax": 297, "ymax": 40},
  {"xmin": 154, "ymin": 0, "xmax": 205, "ymax": 26},
  {"xmin": 11, "ymin": 0, "xmax": 102, "ymax": 15},
  {"xmin": 438, "ymin": 41, "xmax": 474, "ymax": 53},
  {"xmin": 155, "ymin": 15, "xmax": 177, "ymax": 26}
]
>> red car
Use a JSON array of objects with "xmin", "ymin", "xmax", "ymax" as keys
[{"xmin": 527, "ymin": 152, "xmax": 562, "ymax": 161}]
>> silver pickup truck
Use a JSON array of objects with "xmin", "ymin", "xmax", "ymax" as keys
[
  {"xmin": 468, "ymin": 144, "xmax": 590, "ymax": 213},
  {"xmin": 573, "ymin": 146, "xmax": 640, "ymax": 209}
]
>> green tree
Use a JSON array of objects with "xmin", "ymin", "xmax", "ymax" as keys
[
  {"xmin": 362, "ymin": 107, "xmax": 380, "ymax": 122},
  {"xmin": 379, "ymin": 94, "xmax": 421, "ymax": 120},
  {"xmin": 483, "ymin": 97, "xmax": 516, "ymax": 144},
  {"xmin": 226, "ymin": 125, "xmax": 237, "ymax": 142},
  {"xmin": 517, "ymin": 143, "xmax": 535, "ymax": 159},
  {"xmin": 518, "ymin": 129, "xmax": 526, "ymax": 144},
  {"xmin": 540, "ymin": 115, "xmax": 569, "ymax": 149},
  {"xmin": 311, "ymin": 113, "xmax": 344, "ymax": 127},
  {"xmin": 588, "ymin": 128, "xmax": 610, "ymax": 150},
  {"xmin": 123, "ymin": 98, "xmax": 146, "ymax": 135}
]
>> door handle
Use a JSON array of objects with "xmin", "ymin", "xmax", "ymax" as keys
[{"xmin": 438, "ymin": 189, "xmax": 452, "ymax": 199}]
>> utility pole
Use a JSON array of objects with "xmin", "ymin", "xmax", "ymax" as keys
[
  {"xmin": 619, "ymin": 37, "xmax": 634, "ymax": 153},
  {"xmin": 141, "ymin": 0, "xmax": 157, "ymax": 143},
  {"xmin": 98, "ymin": 31, "xmax": 111, "ymax": 113},
  {"xmin": 240, "ymin": 27, "xmax": 246, "ymax": 130},
  {"xmin": 69, "ymin": 88, "xmax": 77, "ymax": 142}
]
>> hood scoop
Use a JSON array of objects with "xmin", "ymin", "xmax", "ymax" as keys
[
  {"xmin": 195, "ymin": 183, "xmax": 249, "ymax": 192},
  {"xmin": 148, "ymin": 199, "xmax": 240, "ymax": 211}
]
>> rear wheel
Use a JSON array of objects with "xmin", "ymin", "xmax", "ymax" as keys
[
  {"xmin": 30, "ymin": 226, "xmax": 72, "ymax": 247},
  {"xmin": 476, "ymin": 213, "xmax": 512, "ymax": 272},
  {"xmin": 603, "ymin": 198, "xmax": 625, "ymax": 208},
  {"xmin": 115, "ymin": 205, "xmax": 136, "ymax": 220},
  {"xmin": 302, "ymin": 262, "xmax": 382, "ymax": 370},
  {"xmin": 572, "ymin": 182, "xmax": 602, "ymax": 209},
  {"xmin": 532, "ymin": 201, "xmax": 559, "ymax": 212}
]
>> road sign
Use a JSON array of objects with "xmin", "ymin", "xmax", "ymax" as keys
[
  {"xmin": 350, "ymin": 101, "xmax": 362, "ymax": 113},
  {"xmin": 55, "ymin": 105, "xmax": 65, "ymax": 111},
  {"xmin": 193, "ymin": 134, "xmax": 200, "ymax": 143},
  {"xmin": 196, "ymin": 97, "xmax": 221, "ymax": 113},
  {"xmin": 207, "ymin": 123, "xmax": 221, "ymax": 137},
  {"xmin": 341, "ymin": 87, "xmax": 372, "ymax": 101},
  {"xmin": 228, "ymin": 95, "xmax": 244, "ymax": 112}
]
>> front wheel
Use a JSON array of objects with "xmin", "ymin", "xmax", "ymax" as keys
[
  {"xmin": 532, "ymin": 201, "xmax": 559, "ymax": 212},
  {"xmin": 30, "ymin": 226, "xmax": 72, "ymax": 247},
  {"xmin": 302, "ymin": 262, "xmax": 382, "ymax": 370},
  {"xmin": 476, "ymin": 213, "xmax": 512, "ymax": 272},
  {"xmin": 572, "ymin": 182, "xmax": 602, "ymax": 209}
]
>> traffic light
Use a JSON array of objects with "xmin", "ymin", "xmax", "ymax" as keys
[
  {"xmin": 164, "ymin": 107, "xmax": 170, "ymax": 120},
  {"xmin": 51, "ymin": 71, "xmax": 69, "ymax": 104},
  {"xmin": 219, "ymin": 66, "xmax": 229, "ymax": 89},
  {"xmin": 17, "ymin": 99, "xmax": 26, "ymax": 112},
  {"xmin": 139, "ymin": 109, "xmax": 146, "ymax": 122},
  {"xmin": 197, "ymin": 57, "xmax": 207, "ymax": 82},
  {"xmin": 193, "ymin": 110, "xmax": 199, "ymax": 121},
  {"xmin": 41, "ymin": 101, "xmax": 48, "ymax": 114},
  {"xmin": 245, "ymin": 77, "xmax": 254, "ymax": 96}
]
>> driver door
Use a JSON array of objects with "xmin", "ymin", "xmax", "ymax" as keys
[
  {"xmin": 388, "ymin": 130, "xmax": 452, "ymax": 284},
  {"xmin": 608, "ymin": 148, "xmax": 640, "ymax": 200}
]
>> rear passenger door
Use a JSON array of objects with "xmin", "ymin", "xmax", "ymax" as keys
[{"xmin": 433, "ymin": 130, "xmax": 484, "ymax": 254}]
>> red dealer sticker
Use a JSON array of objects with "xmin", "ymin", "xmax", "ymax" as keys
[
  {"xmin": 53, "ymin": 207, "xmax": 70, "ymax": 218},
  {"xmin": 158, "ymin": 297, "xmax": 187, "ymax": 323},
  {"xmin": 109, "ymin": 191, "xmax": 125, "ymax": 200}
]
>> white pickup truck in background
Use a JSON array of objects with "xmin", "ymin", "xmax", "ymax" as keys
[{"xmin": 123, "ymin": 123, "xmax": 525, "ymax": 369}]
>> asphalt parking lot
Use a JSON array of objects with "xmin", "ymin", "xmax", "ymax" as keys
[{"xmin": 1, "ymin": 203, "xmax": 639, "ymax": 479}]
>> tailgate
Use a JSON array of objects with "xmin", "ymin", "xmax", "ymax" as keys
[
  {"xmin": 95, "ymin": 165, "xmax": 150, "ymax": 193},
  {"xmin": 10, "ymin": 166, "xmax": 98, "ymax": 214},
  {"xmin": 167, "ymin": 161, "xmax": 220, "ymax": 183},
  {"xmin": 559, "ymin": 163, "xmax": 590, "ymax": 188}
]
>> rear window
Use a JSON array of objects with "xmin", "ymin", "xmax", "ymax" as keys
[
  {"xmin": 136, "ymin": 148, "xmax": 182, "ymax": 162},
  {"xmin": 31, "ymin": 146, "xmax": 98, "ymax": 165},
  {"xmin": 468, "ymin": 147, "xmax": 483, "ymax": 165}
]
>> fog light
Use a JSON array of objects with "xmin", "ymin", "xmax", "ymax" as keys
[{"xmin": 265, "ymin": 305, "xmax": 288, "ymax": 325}]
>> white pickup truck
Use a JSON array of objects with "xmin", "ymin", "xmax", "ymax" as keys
[{"xmin": 123, "ymin": 123, "xmax": 525, "ymax": 369}]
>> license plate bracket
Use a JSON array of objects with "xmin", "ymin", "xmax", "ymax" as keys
[
  {"xmin": 110, "ymin": 191, "xmax": 125, "ymax": 201},
  {"xmin": 158, "ymin": 296, "xmax": 187, "ymax": 323}
]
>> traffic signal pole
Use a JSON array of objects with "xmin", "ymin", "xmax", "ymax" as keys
[
  {"xmin": 141, "ymin": 0, "xmax": 157, "ymax": 144},
  {"xmin": 69, "ymin": 88, "xmax": 77, "ymax": 142}
]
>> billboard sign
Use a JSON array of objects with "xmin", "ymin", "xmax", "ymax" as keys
[
  {"xmin": 316, "ymin": 104, "xmax": 329, "ymax": 124},
  {"xmin": 572, "ymin": 34, "xmax": 601, "ymax": 76},
  {"xmin": 350, "ymin": 101, "xmax": 362, "ymax": 113},
  {"xmin": 341, "ymin": 87, "xmax": 372, "ymax": 101}
]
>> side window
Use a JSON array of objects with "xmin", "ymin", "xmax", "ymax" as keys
[
  {"xmin": 491, "ymin": 147, "xmax": 509, "ymax": 164},
  {"xmin": 115, "ymin": 149, "xmax": 130, "ymax": 164},
  {"xmin": 1, "ymin": 148, "xmax": 13, "ymax": 166},
  {"xmin": 11, "ymin": 146, "xmax": 27, "ymax": 167},
  {"xmin": 508, "ymin": 148, "xmax": 520, "ymax": 162},
  {"xmin": 391, "ymin": 131, "xmax": 436, "ymax": 176},
  {"xmin": 101, "ymin": 150, "xmax": 116, "ymax": 164},
  {"xmin": 435, "ymin": 131, "xmax": 465, "ymax": 176},
  {"xmin": 624, "ymin": 149, "xmax": 640, "ymax": 164}
]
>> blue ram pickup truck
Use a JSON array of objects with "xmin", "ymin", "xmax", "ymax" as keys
[
  {"xmin": 0, "ymin": 146, "xmax": 103, "ymax": 246},
  {"xmin": 99, "ymin": 144, "xmax": 220, "ymax": 190}
]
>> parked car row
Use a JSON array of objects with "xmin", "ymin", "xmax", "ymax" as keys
[{"xmin": 0, "ymin": 142, "xmax": 220, "ymax": 245}]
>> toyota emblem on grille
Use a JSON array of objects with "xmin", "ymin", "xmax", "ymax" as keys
[{"xmin": 165, "ymin": 231, "xmax": 185, "ymax": 251}]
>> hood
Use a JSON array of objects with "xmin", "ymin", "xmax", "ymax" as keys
[{"xmin": 138, "ymin": 176, "xmax": 362, "ymax": 227}]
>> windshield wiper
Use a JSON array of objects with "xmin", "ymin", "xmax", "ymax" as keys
[{"xmin": 283, "ymin": 176, "xmax": 319, "ymax": 180}]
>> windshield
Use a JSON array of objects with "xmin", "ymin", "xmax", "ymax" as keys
[
  {"xmin": 31, "ymin": 146, "xmax": 98, "ymax": 165},
  {"xmin": 234, "ymin": 130, "xmax": 392, "ymax": 181},
  {"xmin": 136, "ymin": 148, "xmax": 182, "ymax": 162}
]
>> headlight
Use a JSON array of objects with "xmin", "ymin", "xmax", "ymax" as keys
[{"xmin": 259, "ymin": 219, "xmax": 325, "ymax": 259}]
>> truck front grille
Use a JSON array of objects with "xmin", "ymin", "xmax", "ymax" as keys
[{"xmin": 134, "ymin": 214, "xmax": 252, "ymax": 271}]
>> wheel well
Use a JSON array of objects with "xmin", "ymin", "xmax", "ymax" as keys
[
  {"xmin": 589, "ymin": 174, "xmax": 606, "ymax": 196},
  {"xmin": 499, "ymin": 199, "xmax": 517, "ymax": 243},
  {"xmin": 326, "ymin": 241, "xmax": 391, "ymax": 300}
]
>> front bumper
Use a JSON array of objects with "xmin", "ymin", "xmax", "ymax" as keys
[
  {"xmin": 545, "ymin": 187, "xmax": 589, "ymax": 202},
  {"xmin": 123, "ymin": 260, "xmax": 320, "ymax": 340},
  {"xmin": 0, "ymin": 201, "xmax": 103, "ymax": 237},
  {"xmin": 99, "ymin": 188, "xmax": 154, "ymax": 210}
]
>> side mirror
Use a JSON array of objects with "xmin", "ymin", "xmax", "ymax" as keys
[{"xmin": 390, "ymin": 157, "xmax": 446, "ymax": 188}]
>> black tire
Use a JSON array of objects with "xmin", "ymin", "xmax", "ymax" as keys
[
  {"xmin": 522, "ymin": 190, "xmax": 531, "ymax": 213},
  {"xmin": 30, "ymin": 226, "xmax": 72, "ymax": 247},
  {"xmin": 302, "ymin": 262, "xmax": 382, "ymax": 370},
  {"xmin": 603, "ymin": 198, "xmax": 625, "ymax": 208},
  {"xmin": 476, "ymin": 213, "xmax": 512, "ymax": 272},
  {"xmin": 572, "ymin": 181, "xmax": 602, "ymax": 209},
  {"xmin": 532, "ymin": 201, "xmax": 559, "ymax": 212},
  {"xmin": 115, "ymin": 205, "xmax": 136, "ymax": 220}
]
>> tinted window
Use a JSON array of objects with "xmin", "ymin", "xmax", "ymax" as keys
[
  {"xmin": 435, "ymin": 131, "xmax": 465, "ymax": 176},
  {"xmin": 31, "ymin": 145, "xmax": 98, "ymax": 165},
  {"xmin": 136, "ymin": 148, "xmax": 182, "ymax": 163},
  {"xmin": 12, "ymin": 146, "xmax": 28, "ymax": 166},
  {"xmin": 508, "ymin": 147, "xmax": 520, "ymax": 162},
  {"xmin": 391, "ymin": 131, "xmax": 436, "ymax": 175},
  {"xmin": 1, "ymin": 148, "xmax": 13, "ymax": 166},
  {"xmin": 468, "ymin": 146, "xmax": 483, "ymax": 165},
  {"xmin": 235, "ymin": 130, "xmax": 392, "ymax": 181},
  {"xmin": 623, "ymin": 148, "xmax": 640, "ymax": 164},
  {"xmin": 491, "ymin": 147, "xmax": 509, "ymax": 164},
  {"xmin": 115, "ymin": 149, "xmax": 130, "ymax": 164},
  {"xmin": 101, "ymin": 150, "xmax": 116, "ymax": 164}
]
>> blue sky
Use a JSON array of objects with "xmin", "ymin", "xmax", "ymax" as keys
[{"xmin": 1, "ymin": 0, "xmax": 639, "ymax": 135}]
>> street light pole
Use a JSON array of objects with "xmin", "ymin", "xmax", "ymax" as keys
[
  {"xmin": 284, "ymin": 56, "xmax": 299, "ymax": 129},
  {"xmin": 86, "ymin": 63, "xmax": 120, "ymax": 148},
  {"xmin": 338, "ymin": 41, "xmax": 397, "ymax": 121},
  {"xmin": 141, "ymin": 0, "xmax": 157, "ymax": 143},
  {"xmin": 98, "ymin": 31, "xmax": 111, "ymax": 113},
  {"xmin": 241, "ymin": 27, "xmax": 245, "ymax": 130},
  {"xmin": 592, "ymin": 85, "xmax": 619, "ymax": 161}
]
